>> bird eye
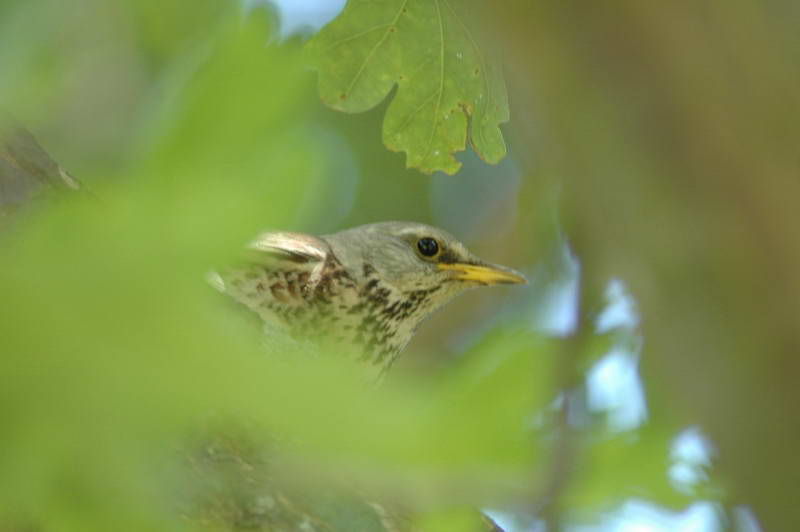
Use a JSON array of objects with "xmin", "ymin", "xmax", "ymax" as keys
[{"xmin": 417, "ymin": 237, "xmax": 440, "ymax": 257}]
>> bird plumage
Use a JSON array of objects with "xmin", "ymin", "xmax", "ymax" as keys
[
  {"xmin": 199, "ymin": 222, "xmax": 526, "ymax": 530},
  {"xmin": 217, "ymin": 221, "xmax": 526, "ymax": 375}
]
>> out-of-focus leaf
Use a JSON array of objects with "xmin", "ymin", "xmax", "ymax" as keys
[
  {"xmin": 416, "ymin": 507, "xmax": 494, "ymax": 531},
  {"xmin": 575, "ymin": 330, "xmax": 618, "ymax": 374},
  {"xmin": 0, "ymin": 185, "xmax": 553, "ymax": 525},
  {"xmin": 565, "ymin": 426, "xmax": 692, "ymax": 516},
  {"xmin": 308, "ymin": 0, "xmax": 509, "ymax": 175},
  {"xmin": 127, "ymin": 0, "xmax": 234, "ymax": 63},
  {"xmin": 0, "ymin": 9, "xmax": 320, "ymax": 529},
  {"xmin": 430, "ymin": 328, "xmax": 555, "ymax": 470},
  {"xmin": 130, "ymin": 9, "xmax": 322, "ymax": 252},
  {"xmin": 257, "ymin": 330, "xmax": 553, "ymax": 506},
  {"xmin": 0, "ymin": 0, "xmax": 235, "ymax": 115}
]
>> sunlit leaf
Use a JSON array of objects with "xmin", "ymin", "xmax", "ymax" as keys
[{"xmin": 308, "ymin": 0, "xmax": 509, "ymax": 175}]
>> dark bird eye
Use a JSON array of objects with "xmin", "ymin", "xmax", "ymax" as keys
[{"xmin": 417, "ymin": 237, "xmax": 439, "ymax": 257}]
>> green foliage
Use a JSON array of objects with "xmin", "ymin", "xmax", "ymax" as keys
[
  {"xmin": 308, "ymin": 0, "xmax": 509, "ymax": 175},
  {"xmin": 416, "ymin": 507, "xmax": 492, "ymax": 531},
  {"xmin": 0, "ymin": 7, "xmax": 538, "ymax": 527},
  {"xmin": 0, "ymin": 200, "xmax": 548, "ymax": 528},
  {"xmin": 0, "ymin": 0, "xmax": 234, "ymax": 128},
  {"xmin": 0, "ymin": 1, "xmax": 738, "ymax": 530},
  {"xmin": 567, "ymin": 427, "xmax": 690, "ymax": 514},
  {"xmin": 0, "ymin": 8, "xmax": 315, "ymax": 529}
]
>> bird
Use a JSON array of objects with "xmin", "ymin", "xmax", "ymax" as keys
[
  {"xmin": 199, "ymin": 222, "xmax": 524, "ymax": 530},
  {"xmin": 214, "ymin": 221, "xmax": 527, "ymax": 377},
  {"xmin": 1, "ymin": 122, "xmax": 516, "ymax": 531}
]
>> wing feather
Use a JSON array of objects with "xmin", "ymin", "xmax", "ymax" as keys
[
  {"xmin": 248, "ymin": 231, "xmax": 331, "ymax": 264},
  {"xmin": 212, "ymin": 231, "xmax": 334, "ymax": 317}
]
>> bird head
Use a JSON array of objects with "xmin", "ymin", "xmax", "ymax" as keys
[
  {"xmin": 217, "ymin": 221, "xmax": 528, "ymax": 370},
  {"xmin": 324, "ymin": 221, "xmax": 527, "ymax": 303}
]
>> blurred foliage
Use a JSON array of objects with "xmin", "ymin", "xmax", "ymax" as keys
[
  {"xmin": 0, "ymin": 3, "xmax": 536, "ymax": 530},
  {"xmin": 492, "ymin": 0, "xmax": 800, "ymax": 529},
  {"xmin": 1, "ymin": 0, "xmax": 784, "ymax": 531},
  {"xmin": 308, "ymin": 0, "xmax": 508, "ymax": 175}
]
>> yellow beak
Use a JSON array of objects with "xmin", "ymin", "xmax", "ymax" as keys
[{"xmin": 438, "ymin": 262, "xmax": 528, "ymax": 285}]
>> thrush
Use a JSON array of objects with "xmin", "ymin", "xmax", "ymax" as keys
[
  {"xmin": 200, "ymin": 222, "xmax": 525, "ymax": 530},
  {"xmin": 215, "ymin": 221, "xmax": 527, "ymax": 374},
  {"xmin": 0, "ymin": 123, "xmax": 513, "ymax": 531}
]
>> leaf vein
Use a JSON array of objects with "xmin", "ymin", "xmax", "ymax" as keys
[
  {"xmin": 392, "ymin": 90, "xmax": 438, "ymax": 135},
  {"xmin": 422, "ymin": 0, "xmax": 445, "ymax": 165},
  {"xmin": 344, "ymin": 0, "xmax": 410, "ymax": 97},
  {"xmin": 324, "ymin": 23, "xmax": 392, "ymax": 51},
  {"xmin": 443, "ymin": 0, "xmax": 491, "ymax": 150}
]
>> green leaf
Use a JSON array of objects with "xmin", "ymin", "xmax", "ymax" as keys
[
  {"xmin": 0, "ymin": 10, "xmax": 321, "ymax": 529},
  {"xmin": 308, "ymin": 0, "xmax": 509, "ymax": 175},
  {"xmin": 565, "ymin": 426, "xmax": 692, "ymax": 515},
  {"xmin": 416, "ymin": 507, "xmax": 492, "ymax": 532}
]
